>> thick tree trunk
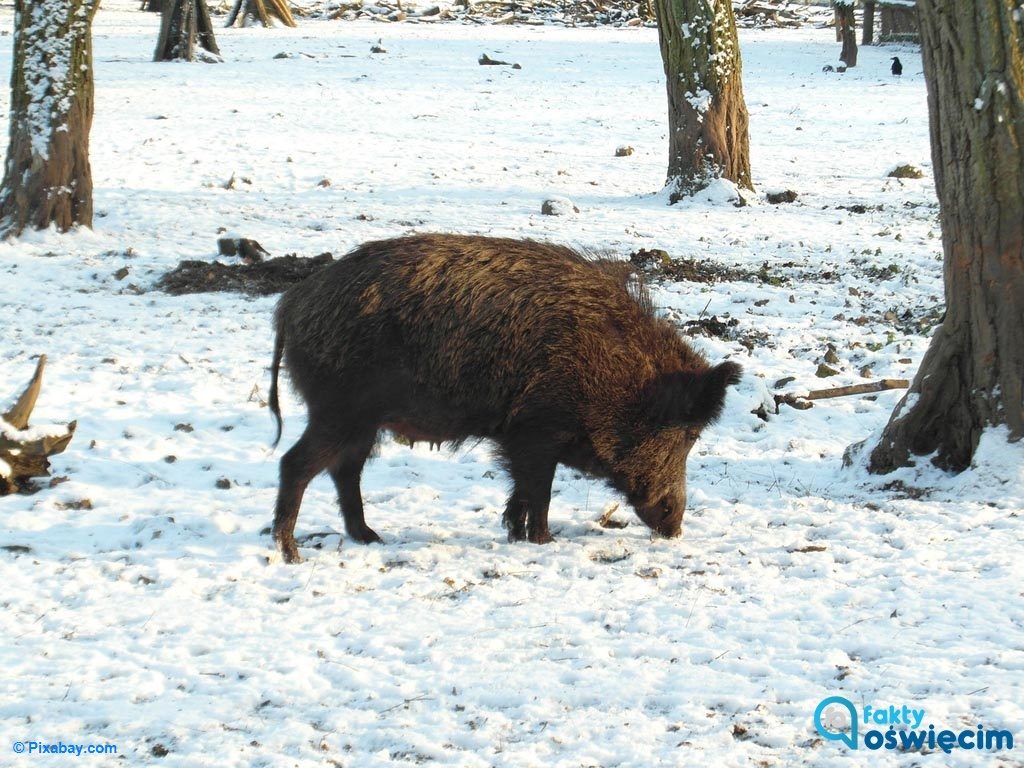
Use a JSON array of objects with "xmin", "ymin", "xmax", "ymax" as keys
[
  {"xmin": 0, "ymin": 0, "xmax": 99, "ymax": 238},
  {"xmin": 868, "ymin": 0, "xmax": 1024, "ymax": 473},
  {"xmin": 154, "ymin": 0, "xmax": 221, "ymax": 61},
  {"xmin": 836, "ymin": 1, "xmax": 858, "ymax": 67},
  {"xmin": 879, "ymin": 5, "xmax": 920, "ymax": 43},
  {"xmin": 225, "ymin": 0, "xmax": 297, "ymax": 27},
  {"xmin": 862, "ymin": 0, "xmax": 875, "ymax": 45},
  {"xmin": 653, "ymin": 0, "xmax": 752, "ymax": 202}
]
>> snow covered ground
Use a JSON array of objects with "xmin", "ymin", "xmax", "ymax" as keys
[{"xmin": 1, "ymin": 4, "xmax": 1022, "ymax": 766}]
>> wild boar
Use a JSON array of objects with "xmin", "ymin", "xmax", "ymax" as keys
[{"xmin": 269, "ymin": 234, "xmax": 741, "ymax": 563}]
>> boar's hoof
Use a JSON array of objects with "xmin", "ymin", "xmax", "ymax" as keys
[
  {"xmin": 275, "ymin": 534, "xmax": 304, "ymax": 564},
  {"xmin": 349, "ymin": 526, "xmax": 383, "ymax": 545},
  {"xmin": 528, "ymin": 529, "xmax": 554, "ymax": 545},
  {"xmin": 502, "ymin": 511, "xmax": 528, "ymax": 542}
]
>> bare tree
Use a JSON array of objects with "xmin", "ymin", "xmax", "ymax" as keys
[
  {"xmin": 868, "ymin": 0, "xmax": 1024, "ymax": 473},
  {"xmin": 652, "ymin": 0, "xmax": 752, "ymax": 202},
  {"xmin": 0, "ymin": 0, "xmax": 100, "ymax": 237}
]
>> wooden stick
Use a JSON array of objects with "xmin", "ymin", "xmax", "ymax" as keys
[
  {"xmin": 3, "ymin": 355, "xmax": 46, "ymax": 430},
  {"xmin": 804, "ymin": 379, "xmax": 909, "ymax": 401}
]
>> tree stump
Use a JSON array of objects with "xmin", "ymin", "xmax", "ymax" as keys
[{"xmin": 1, "ymin": 357, "xmax": 76, "ymax": 495}]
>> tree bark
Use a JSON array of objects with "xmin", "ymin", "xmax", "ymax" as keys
[
  {"xmin": 0, "ymin": 0, "xmax": 99, "ymax": 238},
  {"xmin": 653, "ymin": 0, "xmax": 752, "ymax": 202},
  {"xmin": 225, "ymin": 0, "xmax": 297, "ymax": 27},
  {"xmin": 154, "ymin": 0, "xmax": 221, "ymax": 61},
  {"xmin": 836, "ymin": 1, "xmax": 858, "ymax": 67},
  {"xmin": 868, "ymin": 0, "xmax": 1024, "ymax": 473},
  {"xmin": 862, "ymin": 0, "xmax": 875, "ymax": 45}
]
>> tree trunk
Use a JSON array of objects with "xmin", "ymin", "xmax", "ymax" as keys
[
  {"xmin": 653, "ymin": 0, "xmax": 752, "ymax": 202},
  {"xmin": 0, "ymin": 0, "xmax": 99, "ymax": 238},
  {"xmin": 836, "ymin": 1, "xmax": 857, "ymax": 67},
  {"xmin": 862, "ymin": 0, "xmax": 875, "ymax": 45},
  {"xmin": 225, "ymin": 0, "xmax": 297, "ymax": 27},
  {"xmin": 154, "ymin": 0, "xmax": 221, "ymax": 61},
  {"xmin": 868, "ymin": 0, "xmax": 1024, "ymax": 473}
]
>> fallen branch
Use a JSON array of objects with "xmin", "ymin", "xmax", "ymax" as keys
[
  {"xmin": 775, "ymin": 378, "xmax": 909, "ymax": 412},
  {"xmin": 805, "ymin": 379, "xmax": 909, "ymax": 400}
]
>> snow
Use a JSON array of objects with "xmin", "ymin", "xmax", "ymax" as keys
[{"xmin": 1, "ymin": 4, "xmax": 1022, "ymax": 766}]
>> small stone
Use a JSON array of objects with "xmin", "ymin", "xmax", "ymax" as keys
[
  {"xmin": 113, "ymin": 266, "xmax": 130, "ymax": 280},
  {"xmin": 815, "ymin": 363, "xmax": 840, "ymax": 378},
  {"xmin": 824, "ymin": 345, "xmax": 840, "ymax": 365},
  {"xmin": 766, "ymin": 189, "xmax": 798, "ymax": 204},
  {"xmin": 215, "ymin": 477, "xmax": 232, "ymax": 489},
  {"xmin": 615, "ymin": 145, "xmax": 634, "ymax": 157},
  {"xmin": 541, "ymin": 197, "xmax": 579, "ymax": 216},
  {"xmin": 635, "ymin": 566, "xmax": 662, "ymax": 579}
]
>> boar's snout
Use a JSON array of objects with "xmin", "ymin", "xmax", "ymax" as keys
[{"xmin": 633, "ymin": 488, "xmax": 686, "ymax": 538}]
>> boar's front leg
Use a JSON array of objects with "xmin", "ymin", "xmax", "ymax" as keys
[{"xmin": 500, "ymin": 443, "xmax": 557, "ymax": 544}]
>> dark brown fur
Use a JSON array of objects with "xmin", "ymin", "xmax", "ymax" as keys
[{"xmin": 269, "ymin": 234, "xmax": 741, "ymax": 563}]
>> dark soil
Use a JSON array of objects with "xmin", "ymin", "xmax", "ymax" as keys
[
  {"xmin": 630, "ymin": 248, "xmax": 767, "ymax": 284},
  {"xmin": 158, "ymin": 253, "xmax": 334, "ymax": 296}
]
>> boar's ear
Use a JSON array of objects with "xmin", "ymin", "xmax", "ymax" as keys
[{"xmin": 647, "ymin": 361, "xmax": 743, "ymax": 429}]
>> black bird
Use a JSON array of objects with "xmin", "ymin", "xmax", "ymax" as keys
[{"xmin": 891, "ymin": 56, "xmax": 903, "ymax": 76}]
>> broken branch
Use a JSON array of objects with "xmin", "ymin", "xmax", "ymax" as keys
[
  {"xmin": 775, "ymin": 378, "xmax": 909, "ymax": 412},
  {"xmin": 3, "ymin": 354, "xmax": 45, "ymax": 429}
]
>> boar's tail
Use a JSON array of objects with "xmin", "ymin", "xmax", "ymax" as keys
[
  {"xmin": 268, "ymin": 313, "xmax": 285, "ymax": 449},
  {"xmin": 649, "ymin": 361, "xmax": 743, "ymax": 429}
]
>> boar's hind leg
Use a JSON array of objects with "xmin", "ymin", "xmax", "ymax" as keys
[
  {"xmin": 500, "ymin": 446, "xmax": 557, "ymax": 544},
  {"xmin": 273, "ymin": 426, "xmax": 340, "ymax": 564},
  {"xmin": 328, "ymin": 432, "xmax": 382, "ymax": 545}
]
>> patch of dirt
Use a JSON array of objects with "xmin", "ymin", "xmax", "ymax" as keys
[
  {"xmin": 158, "ymin": 253, "xmax": 334, "ymax": 296},
  {"xmin": 630, "ymin": 249, "xmax": 779, "ymax": 285}
]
